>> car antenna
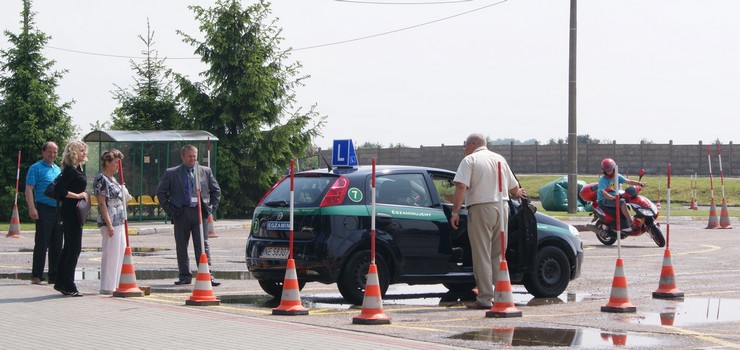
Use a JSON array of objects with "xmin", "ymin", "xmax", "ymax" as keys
[{"xmin": 321, "ymin": 153, "xmax": 333, "ymax": 172}]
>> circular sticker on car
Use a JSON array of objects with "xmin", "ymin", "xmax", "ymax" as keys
[
  {"xmin": 252, "ymin": 218, "xmax": 260, "ymax": 233},
  {"xmin": 347, "ymin": 187, "xmax": 363, "ymax": 202}
]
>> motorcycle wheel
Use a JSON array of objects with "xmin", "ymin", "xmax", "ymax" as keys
[
  {"xmin": 596, "ymin": 230, "xmax": 617, "ymax": 246},
  {"xmin": 647, "ymin": 225, "xmax": 666, "ymax": 247}
]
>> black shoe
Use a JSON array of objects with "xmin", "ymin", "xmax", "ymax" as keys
[
  {"xmin": 68, "ymin": 290, "xmax": 83, "ymax": 297},
  {"xmin": 54, "ymin": 285, "xmax": 71, "ymax": 296},
  {"xmin": 174, "ymin": 279, "xmax": 192, "ymax": 285},
  {"xmin": 210, "ymin": 279, "xmax": 221, "ymax": 287}
]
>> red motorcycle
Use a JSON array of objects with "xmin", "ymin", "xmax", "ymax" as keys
[{"xmin": 579, "ymin": 169, "xmax": 665, "ymax": 247}]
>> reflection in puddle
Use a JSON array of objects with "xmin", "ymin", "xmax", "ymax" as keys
[
  {"xmin": 626, "ymin": 298, "xmax": 740, "ymax": 326},
  {"xmin": 81, "ymin": 247, "xmax": 169, "ymax": 256},
  {"xmin": 449, "ymin": 327, "xmax": 660, "ymax": 347}
]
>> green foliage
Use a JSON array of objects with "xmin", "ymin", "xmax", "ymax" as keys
[
  {"xmin": 110, "ymin": 20, "xmax": 182, "ymax": 130},
  {"xmin": 0, "ymin": 0, "xmax": 74, "ymax": 219},
  {"xmin": 357, "ymin": 141, "xmax": 383, "ymax": 149},
  {"xmin": 175, "ymin": 0, "xmax": 325, "ymax": 217}
]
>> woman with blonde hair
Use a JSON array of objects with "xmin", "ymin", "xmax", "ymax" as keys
[
  {"xmin": 53, "ymin": 140, "xmax": 89, "ymax": 297},
  {"xmin": 93, "ymin": 149, "xmax": 128, "ymax": 294}
]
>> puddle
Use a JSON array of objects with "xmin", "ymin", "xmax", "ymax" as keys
[
  {"xmin": 0, "ymin": 269, "xmax": 253, "ymax": 282},
  {"xmin": 449, "ymin": 327, "xmax": 661, "ymax": 347},
  {"xmin": 625, "ymin": 298, "xmax": 740, "ymax": 326},
  {"xmin": 81, "ymin": 247, "xmax": 170, "ymax": 256}
]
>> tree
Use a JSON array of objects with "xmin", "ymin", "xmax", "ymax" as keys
[
  {"xmin": 110, "ymin": 19, "xmax": 182, "ymax": 130},
  {"xmin": 175, "ymin": 0, "xmax": 324, "ymax": 217},
  {"xmin": 0, "ymin": 0, "xmax": 74, "ymax": 219}
]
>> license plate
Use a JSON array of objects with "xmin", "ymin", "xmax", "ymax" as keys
[
  {"xmin": 260, "ymin": 247, "xmax": 289, "ymax": 259},
  {"xmin": 266, "ymin": 221, "xmax": 291, "ymax": 230}
]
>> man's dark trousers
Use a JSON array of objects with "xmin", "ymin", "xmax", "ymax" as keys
[
  {"xmin": 32, "ymin": 202, "xmax": 63, "ymax": 282},
  {"xmin": 173, "ymin": 206, "xmax": 211, "ymax": 281}
]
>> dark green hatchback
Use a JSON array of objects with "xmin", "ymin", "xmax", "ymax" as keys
[{"xmin": 247, "ymin": 165, "xmax": 583, "ymax": 305}]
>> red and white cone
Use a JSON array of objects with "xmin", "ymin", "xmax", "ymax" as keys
[
  {"xmin": 688, "ymin": 197, "xmax": 698, "ymax": 210},
  {"xmin": 653, "ymin": 248, "xmax": 684, "ymax": 299},
  {"xmin": 207, "ymin": 214, "xmax": 218, "ymax": 238},
  {"xmin": 6, "ymin": 203, "xmax": 21, "ymax": 238},
  {"xmin": 272, "ymin": 258, "xmax": 308, "ymax": 315},
  {"xmin": 601, "ymin": 258, "xmax": 636, "ymax": 313},
  {"xmin": 113, "ymin": 247, "xmax": 144, "ymax": 297},
  {"xmin": 706, "ymin": 198, "xmax": 719, "ymax": 229},
  {"xmin": 186, "ymin": 253, "xmax": 220, "ymax": 306},
  {"xmin": 659, "ymin": 311, "xmax": 676, "ymax": 326},
  {"xmin": 719, "ymin": 198, "xmax": 732, "ymax": 229},
  {"xmin": 352, "ymin": 263, "xmax": 390, "ymax": 324},
  {"xmin": 486, "ymin": 260, "xmax": 522, "ymax": 318}
]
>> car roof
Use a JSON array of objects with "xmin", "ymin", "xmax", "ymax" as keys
[{"xmin": 299, "ymin": 165, "xmax": 455, "ymax": 177}]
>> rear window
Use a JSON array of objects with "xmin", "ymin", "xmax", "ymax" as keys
[{"xmin": 261, "ymin": 175, "xmax": 335, "ymax": 207}]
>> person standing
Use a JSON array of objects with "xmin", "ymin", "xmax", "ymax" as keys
[
  {"xmin": 450, "ymin": 133, "xmax": 525, "ymax": 309},
  {"xmin": 25, "ymin": 141, "xmax": 63, "ymax": 285},
  {"xmin": 93, "ymin": 150, "xmax": 128, "ymax": 294},
  {"xmin": 53, "ymin": 140, "xmax": 89, "ymax": 297},
  {"xmin": 156, "ymin": 144, "xmax": 221, "ymax": 286}
]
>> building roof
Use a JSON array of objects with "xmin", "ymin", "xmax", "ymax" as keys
[{"xmin": 83, "ymin": 130, "xmax": 219, "ymax": 142}]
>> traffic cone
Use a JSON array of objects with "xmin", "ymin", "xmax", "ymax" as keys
[
  {"xmin": 6, "ymin": 203, "xmax": 21, "ymax": 238},
  {"xmin": 113, "ymin": 247, "xmax": 144, "ymax": 297},
  {"xmin": 601, "ymin": 258, "xmax": 637, "ymax": 313},
  {"xmin": 652, "ymin": 248, "xmax": 684, "ymax": 299},
  {"xmin": 207, "ymin": 214, "xmax": 218, "ymax": 238},
  {"xmin": 689, "ymin": 197, "xmax": 698, "ymax": 210},
  {"xmin": 352, "ymin": 263, "xmax": 390, "ymax": 324},
  {"xmin": 272, "ymin": 258, "xmax": 308, "ymax": 315},
  {"xmin": 186, "ymin": 253, "xmax": 220, "ymax": 306},
  {"xmin": 706, "ymin": 198, "xmax": 719, "ymax": 229},
  {"xmin": 610, "ymin": 333, "xmax": 628, "ymax": 346},
  {"xmin": 719, "ymin": 198, "xmax": 732, "ymax": 229},
  {"xmin": 486, "ymin": 260, "xmax": 522, "ymax": 318}
]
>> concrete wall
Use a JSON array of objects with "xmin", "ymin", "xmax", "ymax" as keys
[{"xmin": 319, "ymin": 141, "xmax": 736, "ymax": 176}]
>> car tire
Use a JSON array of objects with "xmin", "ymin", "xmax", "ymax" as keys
[
  {"xmin": 258, "ymin": 279, "xmax": 307, "ymax": 299},
  {"xmin": 523, "ymin": 246, "xmax": 570, "ymax": 298},
  {"xmin": 337, "ymin": 250, "xmax": 390, "ymax": 305}
]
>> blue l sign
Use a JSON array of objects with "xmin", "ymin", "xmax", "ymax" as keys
[{"xmin": 332, "ymin": 139, "xmax": 358, "ymax": 167}]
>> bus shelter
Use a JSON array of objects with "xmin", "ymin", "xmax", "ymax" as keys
[{"xmin": 82, "ymin": 130, "xmax": 219, "ymax": 222}]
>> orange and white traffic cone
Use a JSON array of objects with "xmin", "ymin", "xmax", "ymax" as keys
[
  {"xmin": 272, "ymin": 258, "xmax": 308, "ymax": 315},
  {"xmin": 492, "ymin": 328, "xmax": 515, "ymax": 345},
  {"xmin": 186, "ymin": 253, "xmax": 220, "ymax": 306},
  {"xmin": 652, "ymin": 248, "xmax": 684, "ymax": 299},
  {"xmin": 689, "ymin": 197, "xmax": 698, "ymax": 210},
  {"xmin": 706, "ymin": 198, "xmax": 719, "ymax": 229},
  {"xmin": 610, "ymin": 333, "xmax": 628, "ymax": 346},
  {"xmin": 659, "ymin": 311, "xmax": 676, "ymax": 326},
  {"xmin": 486, "ymin": 260, "xmax": 522, "ymax": 318},
  {"xmin": 352, "ymin": 263, "xmax": 390, "ymax": 324},
  {"xmin": 6, "ymin": 203, "xmax": 21, "ymax": 238},
  {"xmin": 601, "ymin": 258, "xmax": 636, "ymax": 313},
  {"xmin": 719, "ymin": 198, "xmax": 732, "ymax": 229},
  {"xmin": 207, "ymin": 214, "xmax": 218, "ymax": 238},
  {"xmin": 113, "ymin": 247, "xmax": 144, "ymax": 297}
]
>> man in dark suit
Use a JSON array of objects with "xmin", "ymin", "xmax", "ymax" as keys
[{"xmin": 156, "ymin": 144, "xmax": 222, "ymax": 286}]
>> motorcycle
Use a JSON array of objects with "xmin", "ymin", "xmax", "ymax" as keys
[{"xmin": 579, "ymin": 169, "xmax": 666, "ymax": 247}]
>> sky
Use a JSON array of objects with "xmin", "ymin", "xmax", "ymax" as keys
[{"xmin": 1, "ymin": 0, "xmax": 739, "ymax": 149}]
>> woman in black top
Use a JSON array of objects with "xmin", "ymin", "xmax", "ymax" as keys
[{"xmin": 53, "ymin": 140, "xmax": 89, "ymax": 297}]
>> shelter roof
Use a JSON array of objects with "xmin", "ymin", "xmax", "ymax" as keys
[{"xmin": 83, "ymin": 130, "xmax": 218, "ymax": 142}]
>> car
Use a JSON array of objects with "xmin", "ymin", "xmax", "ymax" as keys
[{"xmin": 246, "ymin": 165, "xmax": 583, "ymax": 305}]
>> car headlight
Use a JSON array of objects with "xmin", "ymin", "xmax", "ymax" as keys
[{"xmin": 568, "ymin": 224, "xmax": 580, "ymax": 237}]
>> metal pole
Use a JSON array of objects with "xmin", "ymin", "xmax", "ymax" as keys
[{"xmin": 567, "ymin": 0, "xmax": 579, "ymax": 213}]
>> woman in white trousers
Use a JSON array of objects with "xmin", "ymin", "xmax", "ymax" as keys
[{"xmin": 93, "ymin": 149, "xmax": 128, "ymax": 294}]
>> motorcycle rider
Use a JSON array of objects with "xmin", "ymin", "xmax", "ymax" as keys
[{"xmin": 597, "ymin": 158, "xmax": 644, "ymax": 232}]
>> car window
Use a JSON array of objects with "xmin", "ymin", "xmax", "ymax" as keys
[
  {"xmin": 262, "ymin": 175, "xmax": 334, "ymax": 207},
  {"xmin": 375, "ymin": 173, "xmax": 432, "ymax": 207},
  {"xmin": 432, "ymin": 174, "xmax": 455, "ymax": 205}
]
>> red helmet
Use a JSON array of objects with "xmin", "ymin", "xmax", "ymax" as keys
[{"xmin": 601, "ymin": 158, "xmax": 616, "ymax": 178}]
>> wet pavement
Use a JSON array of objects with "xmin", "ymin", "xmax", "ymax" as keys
[{"xmin": 2, "ymin": 217, "xmax": 740, "ymax": 349}]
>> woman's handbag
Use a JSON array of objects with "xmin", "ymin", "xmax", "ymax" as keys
[{"xmin": 76, "ymin": 198, "xmax": 91, "ymax": 224}]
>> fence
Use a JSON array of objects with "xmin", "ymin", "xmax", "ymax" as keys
[{"xmin": 318, "ymin": 141, "xmax": 736, "ymax": 176}]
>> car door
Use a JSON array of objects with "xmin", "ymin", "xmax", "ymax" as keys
[{"xmin": 374, "ymin": 172, "xmax": 449, "ymax": 275}]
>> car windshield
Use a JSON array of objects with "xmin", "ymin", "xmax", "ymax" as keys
[{"xmin": 262, "ymin": 175, "xmax": 335, "ymax": 207}]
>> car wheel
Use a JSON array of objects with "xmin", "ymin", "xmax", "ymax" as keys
[
  {"xmin": 337, "ymin": 250, "xmax": 390, "ymax": 305},
  {"xmin": 523, "ymin": 246, "xmax": 570, "ymax": 298},
  {"xmin": 258, "ymin": 279, "xmax": 307, "ymax": 299}
]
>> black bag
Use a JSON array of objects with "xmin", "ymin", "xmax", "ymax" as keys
[{"xmin": 44, "ymin": 175, "xmax": 64, "ymax": 201}]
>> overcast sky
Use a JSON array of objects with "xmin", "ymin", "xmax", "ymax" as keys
[{"xmin": 2, "ymin": 0, "xmax": 738, "ymax": 149}]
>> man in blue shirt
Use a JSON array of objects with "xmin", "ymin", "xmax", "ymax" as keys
[
  {"xmin": 597, "ymin": 158, "xmax": 643, "ymax": 231},
  {"xmin": 24, "ymin": 141, "xmax": 63, "ymax": 285}
]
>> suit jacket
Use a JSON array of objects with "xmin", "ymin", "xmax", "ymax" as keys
[{"xmin": 156, "ymin": 164, "xmax": 221, "ymax": 217}]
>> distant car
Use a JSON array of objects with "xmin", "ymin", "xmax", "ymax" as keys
[{"xmin": 246, "ymin": 165, "xmax": 583, "ymax": 305}]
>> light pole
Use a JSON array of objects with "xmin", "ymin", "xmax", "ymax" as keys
[{"xmin": 567, "ymin": 0, "xmax": 578, "ymax": 213}]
